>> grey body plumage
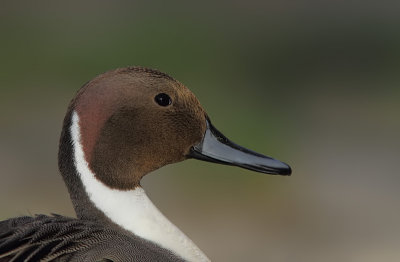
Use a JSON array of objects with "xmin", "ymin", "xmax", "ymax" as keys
[{"xmin": 0, "ymin": 215, "xmax": 182, "ymax": 262}]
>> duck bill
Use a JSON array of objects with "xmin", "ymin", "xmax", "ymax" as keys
[{"xmin": 188, "ymin": 118, "xmax": 291, "ymax": 176}]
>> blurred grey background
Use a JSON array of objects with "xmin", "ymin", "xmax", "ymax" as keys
[{"xmin": 0, "ymin": 1, "xmax": 399, "ymax": 261}]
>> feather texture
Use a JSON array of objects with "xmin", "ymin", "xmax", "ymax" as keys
[{"xmin": 0, "ymin": 215, "xmax": 183, "ymax": 262}]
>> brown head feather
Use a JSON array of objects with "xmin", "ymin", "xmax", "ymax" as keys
[{"xmin": 70, "ymin": 67, "xmax": 206, "ymax": 189}]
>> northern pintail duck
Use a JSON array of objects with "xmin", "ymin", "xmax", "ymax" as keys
[{"xmin": 0, "ymin": 67, "xmax": 291, "ymax": 262}]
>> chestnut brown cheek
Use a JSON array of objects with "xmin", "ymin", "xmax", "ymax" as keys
[
  {"xmin": 89, "ymin": 110, "xmax": 180, "ymax": 189},
  {"xmin": 90, "ymin": 111, "xmax": 143, "ymax": 189},
  {"xmin": 89, "ymin": 102, "xmax": 206, "ymax": 190}
]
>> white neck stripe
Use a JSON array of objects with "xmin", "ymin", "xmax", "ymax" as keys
[{"xmin": 70, "ymin": 111, "xmax": 210, "ymax": 262}]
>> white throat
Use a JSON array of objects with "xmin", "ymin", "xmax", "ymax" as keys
[{"xmin": 70, "ymin": 111, "xmax": 210, "ymax": 262}]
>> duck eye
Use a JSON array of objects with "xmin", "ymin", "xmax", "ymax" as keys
[{"xmin": 154, "ymin": 93, "xmax": 172, "ymax": 107}]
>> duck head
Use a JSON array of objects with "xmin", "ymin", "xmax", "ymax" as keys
[{"xmin": 67, "ymin": 67, "xmax": 290, "ymax": 191}]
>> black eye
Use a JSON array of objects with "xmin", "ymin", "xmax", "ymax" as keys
[{"xmin": 154, "ymin": 93, "xmax": 172, "ymax": 107}]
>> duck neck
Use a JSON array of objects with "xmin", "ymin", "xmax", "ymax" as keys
[
  {"xmin": 58, "ymin": 110, "xmax": 210, "ymax": 262},
  {"xmin": 59, "ymin": 109, "xmax": 109, "ymax": 223}
]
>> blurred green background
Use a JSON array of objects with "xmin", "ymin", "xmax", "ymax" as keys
[{"xmin": 1, "ymin": 1, "xmax": 399, "ymax": 261}]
